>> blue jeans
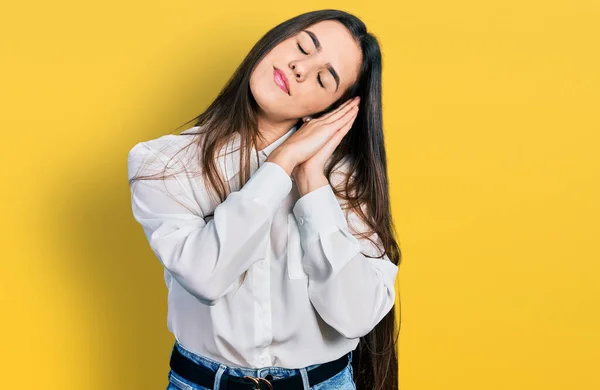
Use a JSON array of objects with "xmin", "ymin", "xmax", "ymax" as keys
[{"xmin": 167, "ymin": 340, "xmax": 356, "ymax": 390}]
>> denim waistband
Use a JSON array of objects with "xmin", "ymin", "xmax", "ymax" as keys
[{"xmin": 171, "ymin": 339, "xmax": 352, "ymax": 384}]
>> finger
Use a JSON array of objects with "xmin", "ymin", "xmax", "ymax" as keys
[
  {"xmin": 318, "ymin": 111, "xmax": 357, "ymax": 156},
  {"xmin": 326, "ymin": 105, "xmax": 358, "ymax": 133},
  {"xmin": 325, "ymin": 106, "xmax": 357, "ymax": 138},
  {"xmin": 321, "ymin": 99, "xmax": 359, "ymax": 126},
  {"xmin": 323, "ymin": 97, "xmax": 358, "ymax": 122},
  {"xmin": 316, "ymin": 97, "xmax": 358, "ymax": 122},
  {"xmin": 318, "ymin": 97, "xmax": 355, "ymax": 120},
  {"xmin": 334, "ymin": 109, "xmax": 357, "ymax": 139}
]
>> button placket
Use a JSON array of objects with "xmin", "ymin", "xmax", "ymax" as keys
[
  {"xmin": 287, "ymin": 213, "xmax": 308, "ymax": 279},
  {"xmin": 253, "ymin": 233, "xmax": 273, "ymax": 367}
]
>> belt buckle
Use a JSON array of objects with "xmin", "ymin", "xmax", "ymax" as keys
[{"xmin": 242, "ymin": 375, "xmax": 273, "ymax": 390}]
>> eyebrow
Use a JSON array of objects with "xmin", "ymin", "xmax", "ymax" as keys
[{"xmin": 302, "ymin": 29, "xmax": 340, "ymax": 92}]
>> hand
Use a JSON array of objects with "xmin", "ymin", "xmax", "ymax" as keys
[
  {"xmin": 267, "ymin": 96, "xmax": 360, "ymax": 175},
  {"xmin": 292, "ymin": 98, "xmax": 359, "ymax": 195},
  {"xmin": 295, "ymin": 101, "xmax": 359, "ymax": 176}
]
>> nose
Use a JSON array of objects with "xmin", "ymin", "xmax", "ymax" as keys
[{"xmin": 289, "ymin": 61, "xmax": 308, "ymax": 82}]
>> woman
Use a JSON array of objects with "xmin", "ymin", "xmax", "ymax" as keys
[{"xmin": 128, "ymin": 8, "xmax": 402, "ymax": 390}]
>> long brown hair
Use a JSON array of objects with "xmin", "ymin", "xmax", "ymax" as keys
[{"xmin": 129, "ymin": 9, "xmax": 402, "ymax": 390}]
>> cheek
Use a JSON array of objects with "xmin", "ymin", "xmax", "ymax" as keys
[
  {"xmin": 250, "ymin": 64, "xmax": 273, "ymax": 99},
  {"xmin": 295, "ymin": 92, "xmax": 330, "ymax": 114}
]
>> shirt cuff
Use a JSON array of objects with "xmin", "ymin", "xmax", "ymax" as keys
[
  {"xmin": 239, "ymin": 161, "xmax": 292, "ymax": 213},
  {"xmin": 292, "ymin": 184, "xmax": 348, "ymax": 243},
  {"xmin": 292, "ymin": 183, "xmax": 364, "ymax": 278}
]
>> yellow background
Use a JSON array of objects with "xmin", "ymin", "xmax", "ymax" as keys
[{"xmin": 1, "ymin": 0, "xmax": 598, "ymax": 389}]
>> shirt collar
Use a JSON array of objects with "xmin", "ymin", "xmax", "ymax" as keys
[{"xmin": 217, "ymin": 124, "xmax": 298, "ymax": 182}]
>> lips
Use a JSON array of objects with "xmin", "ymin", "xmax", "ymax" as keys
[{"xmin": 273, "ymin": 67, "xmax": 290, "ymax": 95}]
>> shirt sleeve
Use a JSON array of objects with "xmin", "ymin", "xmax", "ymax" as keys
[
  {"xmin": 292, "ymin": 183, "xmax": 399, "ymax": 339},
  {"xmin": 128, "ymin": 142, "xmax": 292, "ymax": 306}
]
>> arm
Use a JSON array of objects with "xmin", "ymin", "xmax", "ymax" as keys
[
  {"xmin": 127, "ymin": 143, "xmax": 292, "ymax": 306},
  {"xmin": 292, "ymin": 183, "xmax": 399, "ymax": 339}
]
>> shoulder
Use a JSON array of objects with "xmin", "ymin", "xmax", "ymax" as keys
[
  {"xmin": 127, "ymin": 126, "xmax": 239, "ymax": 215},
  {"xmin": 127, "ymin": 126, "xmax": 202, "ymax": 181}
]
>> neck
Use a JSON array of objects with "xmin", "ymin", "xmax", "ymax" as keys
[{"xmin": 256, "ymin": 114, "xmax": 298, "ymax": 151}]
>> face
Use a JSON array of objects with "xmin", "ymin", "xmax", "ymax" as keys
[{"xmin": 250, "ymin": 20, "xmax": 363, "ymax": 121}]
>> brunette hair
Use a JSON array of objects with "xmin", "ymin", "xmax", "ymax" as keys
[{"xmin": 130, "ymin": 9, "xmax": 402, "ymax": 390}]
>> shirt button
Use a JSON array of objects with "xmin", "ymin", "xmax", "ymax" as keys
[
  {"xmin": 259, "ymin": 356, "xmax": 267, "ymax": 365},
  {"xmin": 257, "ymin": 260, "xmax": 265, "ymax": 267},
  {"xmin": 298, "ymin": 217, "xmax": 304, "ymax": 225}
]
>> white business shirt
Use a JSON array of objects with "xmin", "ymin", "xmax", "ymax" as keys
[{"xmin": 127, "ymin": 124, "xmax": 399, "ymax": 369}]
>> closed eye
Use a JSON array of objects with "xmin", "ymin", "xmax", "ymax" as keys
[{"xmin": 297, "ymin": 42, "xmax": 325, "ymax": 89}]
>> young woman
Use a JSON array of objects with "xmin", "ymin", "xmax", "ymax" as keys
[{"xmin": 128, "ymin": 8, "xmax": 402, "ymax": 390}]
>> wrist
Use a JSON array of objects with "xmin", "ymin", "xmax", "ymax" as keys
[
  {"xmin": 295, "ymin": 170, "xmax": 329, "ymax": 196},
  {"xmin": 265, "ymin": 148, "xmax": 296, "ymax": 176}
]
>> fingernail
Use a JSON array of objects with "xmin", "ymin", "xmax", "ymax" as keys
[{"xmin": 354, "ymin": 96, "xmax": 360, "ymax": 101}]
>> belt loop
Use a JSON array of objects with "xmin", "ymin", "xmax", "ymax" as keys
[
  {"xmin": 213, "ymin": 364, "xmax": 228, "ymax": 390},
  {"xmin": 299, "ymin": 367, "xmax": 311, "ymax": 390}
]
